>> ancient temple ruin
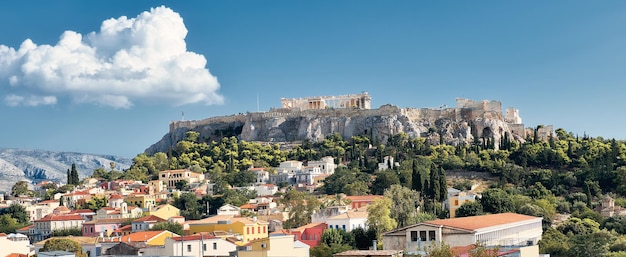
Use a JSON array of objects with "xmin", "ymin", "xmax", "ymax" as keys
[{"xmin": 280, "ymin": 92, "xmax": 372, "ymax": 110}]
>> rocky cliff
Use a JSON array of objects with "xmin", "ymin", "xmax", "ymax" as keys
[{"xmin": 146, "ymin": 100, "xmax": 528, "ymax": 155}]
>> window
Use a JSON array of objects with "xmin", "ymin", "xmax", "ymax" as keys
[
  {"xmin": 411, "ymin": 231, "xmax": 418, "ymax": 241},
  {"xmin": 187, "ymin": 244, "xmax": 191, "ymax": 252},
  {"xmin": 258, "ymin": 227, "xmax": 260, "ymax": 233},
  {"xmin": 429, "ymin": 230, "xmax": 436, "ymax": 241},
  {"xmin": 342, "ymin": 225, "xmax": 346, "ymax": 230},
  {"xmin": 213, "ymin": 242, "xmax": 217, "ymax": 250},
  {"xmin": 263, "ymin": 226, "xmax": 266, "ymax": 233},
  {"xmin": 454, "ymin": 199, "xmax": 459, "ymax": 206},
  {"xmin": 247, "ymin": 227, "xmax": 250, "ymax": 234},
  {"xmin": 203, "ymin": 244, "xmax": 206, "ymax": 251},
  {"xmin": 420, "ymin": 231, "xmax": 427, "ymax": 241}
]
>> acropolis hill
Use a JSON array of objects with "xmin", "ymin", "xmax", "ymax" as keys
[{"xmin": 145, "ymin": 93, "xmax": 552, "ymax": 154}]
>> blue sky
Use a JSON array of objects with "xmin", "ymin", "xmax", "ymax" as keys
[{"xmin": 0, "ymin": 1, "xmax": 625, "ymax": 157}]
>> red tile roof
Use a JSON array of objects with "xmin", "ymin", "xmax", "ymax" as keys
[
  {"xmin": 109, "ymin": 194, "xmax": 123, "ymax": 199},
  {"xmin": 345, "ymin": 195, "xmax": 383, "ymax": 202},
  {"xmin": 112, "ymin": 231, "xmax": 172, "ymax": 243},
  {"xmin": 6, "ymin": 253, "xmax": 27, "ymax": 257},
  {"xmin": 70, "ymin": 209, "xmax": 96, "ymax": 214},
  {"xmin": 0, "ymin": 233, "xmax": 6, "ymax": 237},
  {"xmin": 16, "ymin": 224, "xmax": 33, "ymax": 231},
  {"xmin": 114, "ymin": 225, "xmax": 132, "ymax": 232},
  {"xmin": 133, "ymin": 215, "xmax": 166, "ymax": 223},
  {"xmin": 37, "ymin": 214, "xmax": 84, "ymax": 222},
  {"xmin": 171, "ymin": 234, "xmax": 218, "ymax": 241},
  {"xmin": 425, "ymin": 213, "xmax": 540, "ymax": 231}
]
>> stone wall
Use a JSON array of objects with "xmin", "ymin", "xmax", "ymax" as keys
[{"xmin": 146, "ymin": 99, "xmax": 552, "ymax": 155}]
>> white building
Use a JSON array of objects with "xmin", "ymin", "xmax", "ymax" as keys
[
  {"xmin": 307, "ymin": 156, "xmax": 337, "ymax": 175},
  {"xmin": 326, "ymin": 209, "xmax": 368, "ymax": 232},
  {"xmin": 32, "ymin": 214, "xmax": 86, "ymax": 242},
  {"xmin": 217, "ymin": 204, "xmax": 241, "ymax": 216},
  {"xmin": 254, "ymin": 184, "xmax": 278, "ymax": 196},
  {"xmin": 0, "ymin": 233, "xmax": 31, "ymax": 257},
  {"xmin": 382, "ymin": 213, "xmax": 543, "ymax": 255},
  {"xmin": 277, "ymin": 161, "xmax": 303, "ymax": 173},
  {"xmin": 142, "ymin": 234, "xmax": 237, "ymax": 257},
  {"xmin": 250, "ymin": 167, "xmax": 270, "ymax": 184}
]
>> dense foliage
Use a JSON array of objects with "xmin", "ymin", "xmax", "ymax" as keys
[{"xmin": 107, "ymin": 127, "xmax": 626, "ymax": 256}]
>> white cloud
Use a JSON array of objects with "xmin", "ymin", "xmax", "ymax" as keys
[{"xmin": 0, "ymin": 6, "xmax": 223, "ymax": 108}]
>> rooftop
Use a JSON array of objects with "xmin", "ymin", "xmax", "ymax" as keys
[{"xmin": 425, "ymin": 213, "xmax": 541, "ymax": 231}]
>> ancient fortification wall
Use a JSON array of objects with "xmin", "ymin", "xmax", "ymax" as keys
[{"xmin": 147, "ymin": 96, "xmax": 551, "ymax": 155}]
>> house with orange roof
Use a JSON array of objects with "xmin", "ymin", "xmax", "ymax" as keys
[
  {"xmin": 382, "ymin": 213, "xmax": 543, "ymax": 254},
  {"xmin": 282, "ymin": 222, "xmax": 327, "ymax": 247},
  {"xmin": 99, "ymin": 230, "xmax": 178, "ymax": 254},
  {"xmin": 188, "ymin": 215, "xmax": 269, "ymax": 243},
  {"xmin": 0, "ymin": 233, "xmax": 31, "ymax": 257},
  {"xmin": 131, "ymin": 215, "xmax": 166, "ymax": 232},
  {"xmin": 94, "ymin": 202, "xmax": 143, "ymax": 220},
  {"xmin": 345, "ymin": 195, "xmax": 383, "ymax": 209},
  {"xmin": 62, "ymin": 190, "xmax": 92, "ymax": 208},
  {"xmin": 141, "ymin": 234, "xmax": 238, "ymax": 257},
  {"xmin": 32, "ymin": 214, "xmax": 86, "ymax": 242},
  {"xmin": 249, "ymin": 167, "xmax": 269, "ymax": 184},
  {"xmin": 113, "ymin": 224, "xmax": 133, "ymax": 236}
]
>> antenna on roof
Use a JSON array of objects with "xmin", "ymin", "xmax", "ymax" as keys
[
  {"xmin": 181, "ymin": 111, "xmax": 185, "ymax": 121},
  {"xmin": 257, "ymin": 92, "xmax": 260, "ymax": 112}
]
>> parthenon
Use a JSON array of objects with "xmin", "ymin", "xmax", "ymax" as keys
[{"xmin": 280, "ymin": 92, "xmax": 372, "ymax": 110}]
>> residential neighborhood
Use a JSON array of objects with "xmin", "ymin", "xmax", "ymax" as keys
[{"xmin": 0, "ymin": 152, "xmax": 553, "ymax": 257}]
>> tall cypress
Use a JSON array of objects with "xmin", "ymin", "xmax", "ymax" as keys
[
  {"xmin": 71, "ymin": 163, "xmax": 79, "ymax": 185},
  {"xmin": 67, "ymin": 169, "xmax": 72, "ymax": 184},
  {"xmin": 411, "ymin": 160, "xmax": 423, "ymax": 193},
  {"xmin": 437, "ymin": 167, "xmax": 447, "ymax": 202}
]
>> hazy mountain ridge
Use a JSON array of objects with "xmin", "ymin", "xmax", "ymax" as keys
[{"xmin": 0, "ymin": 148, "xmax": 133, "ymax": 192}]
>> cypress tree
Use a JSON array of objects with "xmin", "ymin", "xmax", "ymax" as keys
[
  {"xmin": 437, "ymin": 167, "xmax": 447, "ymax": 202},
  {"xmin": 67, "ymin": 169, "xmax": 71, "ymax": 184},
  {"xmin": 411, "ymin": 160, "xmax": 423, "ymax": 193},
  {"xmin": 429, "ymin": 164, "xmax": 440, "ymax": 202},
  {"xmin": 70, "ymin": 163, "xmax": 79, "ymax": 185}
]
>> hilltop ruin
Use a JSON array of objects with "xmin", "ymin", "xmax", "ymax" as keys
[{"xmin": 146, "ymin": 94, "xmax": 552, "ymax": 154}]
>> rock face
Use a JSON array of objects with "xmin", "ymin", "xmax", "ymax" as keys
[{"xmin": 146, "ymin": 99, "xmax": 530, "ymax": 155}]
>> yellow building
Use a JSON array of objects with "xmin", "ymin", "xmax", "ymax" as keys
[
  {"xmin": 159, "ymin": 169, "xmax": 205, "ymax": 189},
  {"xmin": 237, "ymin": 235, "xmax": 309, "ymax": 257},
  {"xmin": 188, "ymin": 215, "xmax": 269, "ymax": 243},
  {"xmin": 149, "ymin": 204, "xmax": 181, "ymax": 220},
  {"xmin": 446, "ymin": 188, "xmax": 478, "ymax": 218},
  {"xmin": 125, "ymin": 194, "xmax": 158, "ymax": 209}
]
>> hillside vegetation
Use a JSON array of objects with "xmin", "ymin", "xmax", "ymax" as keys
[{"xmin": 119, "ymin": 128, "xmax": 626, "ymax": 257}]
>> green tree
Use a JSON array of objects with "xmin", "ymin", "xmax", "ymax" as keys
[
  {"xmin": 1, "ymin": 203, "xmax": 29, "ymax": 224},
  {"xmin": 0, "ymin": 214, "xmax": 20, "ymax": 234},
  {"xmin": 383, "ymin": 185, "xmax": 421, "ymax": 227},
  {"xmin": 173, "ymin": 193, "xmax": 201, "ymax": 220},
  {"xmin": 370, "ymin": 170, "xmax": 400, "ymax": 195},
  {"xmin": 479, "ymin": 188, "xmax": 514, "ymax": 214},
  {"xmin": 456, "ymin": 201, "xmax": 484, "ymax": 217},
  {"xmin": 148, "ymin": 221, "xmax": 184, "ymax": 235},
  {"xmin": 281, "ymin": 189, "xmax": 320, "ymax": 228},
  {"xmin": 70, "ymin": 163, "xmax": 79, "ymax": 185},
  {"xmin": 11, "ymin": 180, "xmax": 30, "ymax": 197},
  {"xmin": 539, "ymin": 228, "xmax": 570, "ymax": 257},
  {"xmin": 51, "ymin": 228, "xmax": 82, "ymax": 236},
  {"xmin": 85, "ymin": 197, "xmax": 108, "ymax": 212},
  {"xmin": 41, "ymin": 238, "xmax": 87, "ymax": 257},
  {"xmin": 425, "ymin": 241, "xmax": 454, "ymax": 257},
  {"xmin": 366, "ymin": 197, "xmax": 397, "ymax": 239}
]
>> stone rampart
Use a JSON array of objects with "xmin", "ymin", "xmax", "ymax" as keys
[{"xmin": 169, "ymin": 114, "xmax": 247, "ymax": 132}]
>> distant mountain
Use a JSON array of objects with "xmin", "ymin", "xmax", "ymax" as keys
[{"xmin": 0, "ymin": 149, "xmax": 133, "ymax": 192}]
